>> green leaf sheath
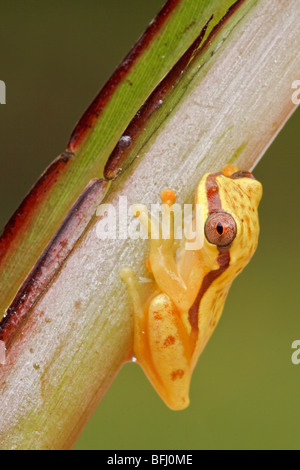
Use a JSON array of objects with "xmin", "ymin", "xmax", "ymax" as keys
[{"xmin": 0, "ymin": 0, "xmax": 235, "ymax": 320}]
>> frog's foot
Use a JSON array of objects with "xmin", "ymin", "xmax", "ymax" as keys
[
  {"xmin": 132, "ymin": 189, "xmax": 177, "ymax": 246},
  {"xmin": 160, "ymin": 188, "xmax": 176, "ymax": 207}
]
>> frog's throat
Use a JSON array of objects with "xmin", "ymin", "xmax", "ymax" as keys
[{"xmin": 188, "ymin": 172, "xmax": 230, "ymax": 346}]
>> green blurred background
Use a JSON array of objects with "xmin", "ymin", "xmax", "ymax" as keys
[{"xmin": 0, "ymin": 0, "xmax": 299, "ymax": 450}]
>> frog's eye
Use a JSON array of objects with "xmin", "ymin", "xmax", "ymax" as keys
[{"xmin": 205, "ymin": 212, "xmax": 237, "ymax": 247}]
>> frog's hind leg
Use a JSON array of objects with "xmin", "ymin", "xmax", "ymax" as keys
[
  {"xmin": 121, "ymin": 267, "xmax": 191, "ymax": 410},
  {"xmin": 146, "ymin": 293, "xmax": 192, "ymax": 410}
]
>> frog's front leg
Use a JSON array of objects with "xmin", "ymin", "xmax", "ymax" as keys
[
  {"xmin": 120, "ymin": 267, "xmax": 191, "ymax": 410},
  {"xmin": 132, "ymin": 191, "xmax": 203, "ymax": 313}
]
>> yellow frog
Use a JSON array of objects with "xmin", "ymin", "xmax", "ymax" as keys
[{"xmin": 121, "ymin": 166, "xmax": 262, "ymax": 410}]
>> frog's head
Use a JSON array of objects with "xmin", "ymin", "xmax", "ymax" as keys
[{"xmin": 196, "ymin": 168, "xmax": 263, "ymax": 273}]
